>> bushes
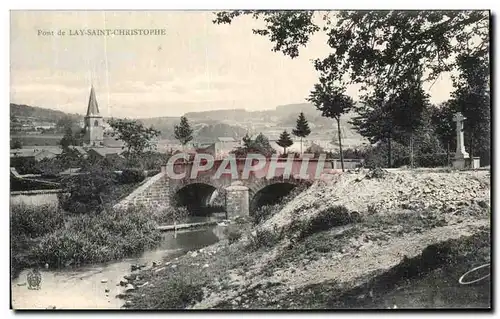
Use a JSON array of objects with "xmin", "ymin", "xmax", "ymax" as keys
[
  {"xmin": 150, "ymin": 279, "xmax": 204, "ymax": 309},
  {"xmin": 286, "ymin": 205, "xmax": 360, "ymax": 240},
  {"xmin": 11, "ymin": 203, "xmax": 65, "ymax": 239},
  {"xmin": 247, "ymin": 227, "xmax": 285, "ymax": 251},
  {"xmin": 10, "ymin": 204, "xmax": 162, "ymax": 275},
  {"xmin": 226, "ymin": 229, "xmax": 243, "ymax": 245},
  {"xmin": 149, "ymin": 206, "xmax": 189, "ymax": 225},
  {"xmin": 119, "ymin": 168, "xmax": 146, "ymax": 184}
]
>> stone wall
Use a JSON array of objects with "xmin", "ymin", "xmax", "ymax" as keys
[
  {"xmin": 225, "ymin": 183, "xmax": 249, "ymax": 218},
  {"xmin": 10, "ymin": 189, "xmax": 65, "ymax": 208},
  {"xmin": 113, "ymin": 172, "xmax": 170, "ymax": 209}
]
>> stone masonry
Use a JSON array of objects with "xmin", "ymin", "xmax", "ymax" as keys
[
  {"xmin": 225, "ymin": 181, "xmax": 250, "ymax": 218},
  {"xmin": 114, "ymin": 170, "xmax": 170, "ymax": 209}
]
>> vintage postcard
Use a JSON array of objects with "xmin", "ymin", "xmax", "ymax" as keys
[{"xmin": 10, "ymin": 10, "xmax": 491, "ymax": 310}]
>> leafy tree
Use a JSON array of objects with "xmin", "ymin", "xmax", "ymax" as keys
[
  {"xmin": 390, "ymin": 82, "xmax": 430, "ymax": 167},
  {"xmin": 56, "ymin": 115, "xmax": 75, "ymax": 132},
  {"xmin": 214, "ymin": 10, "xmax": 488, "ymax": 95},
  {"xmin": 276, "ymin": 130, "xmax": 294, "ymax": 154},
  {"xmin": 242, "ymin": 133, "xmax": 253, "ymax": 148},
  {"xmin": 232, "ymin": 132, "xmax": 276, "ymax": 157},
  {"xmin": 10, "ymin": 139, "xmax": 22, "ymax": 149},
  {"xmin": 351, "ymin": 88, "xmax": 398, "ymax": 167},
  {"xmin": 108, "ymin": 118, "xmax": 161, "ymax": 161},
  {"xmin": 60, "ymin": 127, "xmax": 78, "ymax": 150},
  {"xmin": 450, "ymin": 53, "xmax": 490, "ymax": 165},
  {"xmin": 292, "ymin": 112, "xmax": 311, "ymax": 153},
  {"xmin": 59, "ymin": 164, "xmax": 113, "ymax": 214},
  {"xmin": 174, "ymin": 116, "xmax": 194, "ymax": 147},
  {"xmin": 307, "ymin": 79, "xmax": 354, "ymax": 171},
  {"xmin": 430, "ymin": 101, "xmax": 456, "ymax": 165}
]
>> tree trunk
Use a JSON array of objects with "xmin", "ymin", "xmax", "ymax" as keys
[
  {"xmin": 469, "ymin": 133, "xmax": 474, "ymax": 158},
  {"xmin": 336, "ymin": 118, "xmax": 345, "ymax": 172},
  {"xmin": 409, "ymin": 133, "xmax": 414, "ymax": 168},
  {"xmin": 446, "ymin": 141, "xmax": 450, "ymax": 166},
  {"xmin": 387, "ymin": 134, "xmax": 392, "ymax": 168},
  {"xmin": 300, "ymin": 137, "xmax": 303, "ymax": 154}
]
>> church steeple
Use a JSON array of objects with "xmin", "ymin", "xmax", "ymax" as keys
[
  {"xmin": 83, "ymin": 86, "xmax": 104, "ymax": 147},
  {"xmin": 86, "ymin": 85, "xmax": 100, "ymax": 116}
]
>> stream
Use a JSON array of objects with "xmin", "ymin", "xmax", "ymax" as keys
[{"xmin": 11, "ymin": 225, "xmax": 221, "ymax": 310}]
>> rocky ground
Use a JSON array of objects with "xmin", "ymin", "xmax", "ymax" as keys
[{"xmin": 121, "ymin": 168, "xmax": 491, "ymax": 310}]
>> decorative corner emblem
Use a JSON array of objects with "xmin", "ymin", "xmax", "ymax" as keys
[{"xmin": 27, "ymin": 268, "xmax": 42, "ymax": 290}]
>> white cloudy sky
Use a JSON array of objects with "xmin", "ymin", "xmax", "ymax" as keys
[{"xmin": 10, "ymin": 11, "xmax": 455, "ymax": 118}]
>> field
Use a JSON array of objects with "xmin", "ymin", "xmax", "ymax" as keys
[{"xmin": 11, "ymin": 134, "xmax": 63, "ymax": 146}]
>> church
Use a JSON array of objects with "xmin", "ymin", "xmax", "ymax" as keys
[
  {"xmin": 80, "ymin": 86, "xmax": 125, "ymax": 161},
  {"xmin": 83, "ymin": 86, "xmax": 105, "ymax": 147}
]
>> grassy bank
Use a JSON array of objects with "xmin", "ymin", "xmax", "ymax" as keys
[{"xmin": 10, "ymin": 203, "xmax": 162, "ymax": 278}]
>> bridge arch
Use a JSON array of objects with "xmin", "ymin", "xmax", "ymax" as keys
[
  {"xmin": 169, "ymin": 175, "xmax": 230, "ymax": 216},
  {"xmin": 248, "ymin": 177, "xmax": 310, "ymax": 213}
]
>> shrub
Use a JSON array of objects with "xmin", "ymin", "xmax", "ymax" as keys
[
  {"xmin": 288, "ymin": 205, "xmax": 360, "ymax": 240},
  {"xmin": 10, "ymin": 203, "xmax": 65, "ymax": 239},
  {"xmin": 226, "ymin": 229, "xmax": 242, "ymax": 245},
  {"xmin": 149, "ymin": 205, "xmax": 189, "ymax": 225},
  {"xmin": 247, "ymin": 227, "xmax": 285, "ymax": 251},
  {"xmin": 252, "ymin": 204, "xmax": 280, "ymax": 225},
  {"xmin": 11, "ymin": 205, "xmax": 162, "ymax": 275},
  {"xmin": 139, "ymin": 278, "xmax": 204, "ymax": 309},
  {"xmin": 119, "ymin": 168, "xmax": 146, "ymax": 184}
]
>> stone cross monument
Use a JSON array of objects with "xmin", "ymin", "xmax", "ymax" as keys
[{"xmin": 452, "ymin": 112, "xmax": 469, "ymax": 169}]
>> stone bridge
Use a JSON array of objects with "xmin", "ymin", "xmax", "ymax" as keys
[{"xmin": 115, "ymin": 157, "xmax": 362, "ymax": 217}]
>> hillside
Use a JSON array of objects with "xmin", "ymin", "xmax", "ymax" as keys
[
  {"xmin": 10, "ymin": 102, "xmax": 366, "ymax": 147},
  {"xmin": 10, "ymin": 104, "xmax": 82, "ymax": 122}
]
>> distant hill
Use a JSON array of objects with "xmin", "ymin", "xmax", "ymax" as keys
[
  {"xmin": 11, "ymin": 102, "xmax": 367, "ymax": 147},
  {"xmin": 10, "ymin": 103, "xmax": 82, "ymax": 122}
]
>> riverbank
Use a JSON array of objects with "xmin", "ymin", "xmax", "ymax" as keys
[
  {"xmin": 10, "ymin": 204, "xmax": 163, "ymax": 279},
  {"xmin": 123, "ymin": 168, "xmax": 491, "ymax": 309}
]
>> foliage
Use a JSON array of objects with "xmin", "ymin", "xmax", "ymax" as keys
[
  {"xmin": 11, "ymin": 204, "xmax": 161, "ymax": 277},
  {"xmin": 292, "ymin": 112, "xmax": 312, "ymax": 138},
  {"xmin": 11, "ymin": 139, "xmax": 22, "ymax": 149},
  {"xmin": 60, "ymin": 126, "xmax": 83, "ymax": 149},
  {"xmin": 11, "ymin": 205, "xmax": 161, "ymax": 273},
  {"xmin": 174, "ymin": 116, "xmax": 194, "ymax": 146},
  {"xmin": 430, "ymin": 101, "xmax": 456, "ymax": 155},
  {"xmin": 226, "ymin": 229, "xmax": 243, "ymax": 245},
  {"xmin": 59, "ymin": 165, "xmax": 114, "ymax": 214},
  {"xmin": 307, "ymin": 80, "xmax": 354, "ymax": 171},
  {"xmin": 145, "ymin": 279, "xmax": 204, "ymax": 309},
  {"xmin": 10, "ymin": 156, "xmax": 38, "ymax": 175},
  {"xmin": 287, "ymin": 205, "xmax": 360, "ymax": 240},
  {"xmin": 108, "ymin": 118, "xmax": 161, "ymax": 157},
  {"xmin": 11, "ymin": 203, "xmax": 65, "ymax": 239},
  {"xmin": 292, "ymin": 112, "xmax": 311, "ymax": 153},
  {"xmin": 247, "ymin": 227, "xmax": 285, "ymax": 251},
  {"xmin": 215, "ymin": 11, "xmax": 488, "ymax": 93},
  {"xmin": 276, "ymin": 130, "xmax": 294, "ymax": 154},
  {"xmin": 119, "ymin": 168, "xmax": 146, "ymax": 184},
  {"xmin": 231, "ymin": 132, "xmax": 276, "ymax": 157},
  {"xmin": 450, "ymin": 53, "xmax": 490, "ymax": 165},
  {"xmin": 149, "ymin": 206, "xmax": 190, "ymax": 225}
]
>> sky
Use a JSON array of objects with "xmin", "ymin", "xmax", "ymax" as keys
[{"xmin": 10, "ymin": 11, "xmax": 455, "ymax": 118}]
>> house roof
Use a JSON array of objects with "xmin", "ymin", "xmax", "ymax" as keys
[
  {"xmin": 86, "ymin": 86, "xmax": 100, "ymax": 116},
  {"xmin": 60, "ymin": 168, "xmax": 82, "ymax": 175},
  {"xmin": 89, "ymin": 147, "xmax": 124, "ymax": 158},
  {"xmin": 10, "ymin": 149, "xmax": 38, "ymax": 158},
  {"xmin": 68, "ymin": 145, "xmax": 88, "ymax": 155}
]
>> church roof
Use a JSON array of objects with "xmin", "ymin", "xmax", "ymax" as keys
[{"xmin": 86, "ymin": 86, "xmax": 100, "ymax": 116}]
